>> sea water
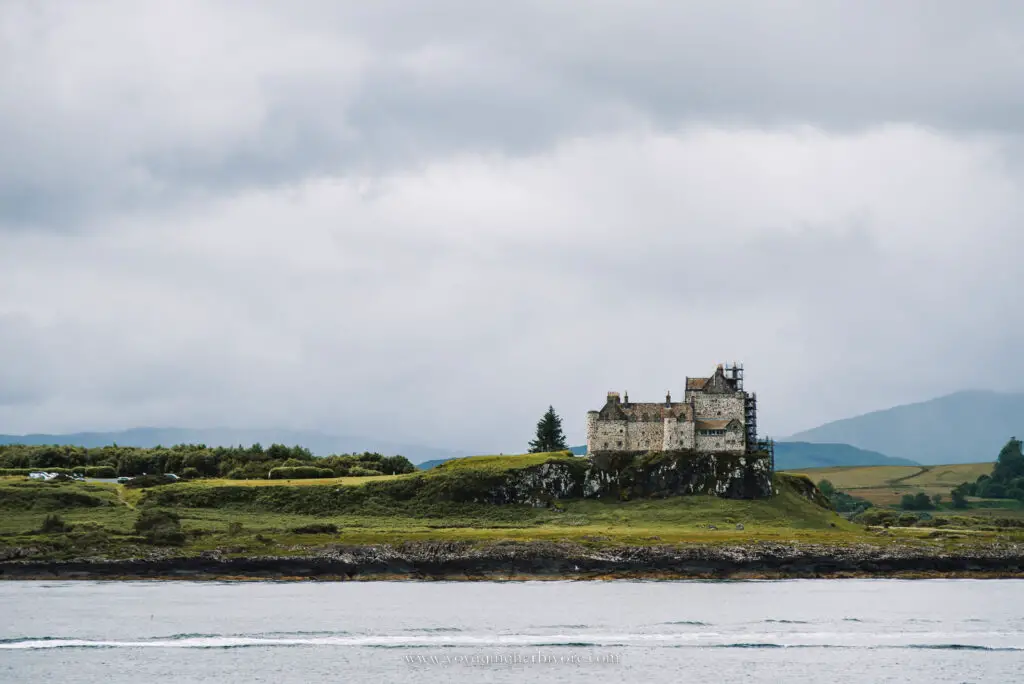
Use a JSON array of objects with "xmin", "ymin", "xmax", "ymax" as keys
[{"xmin": 1, "ymin": 579, "xmax": 1021, "ymax": 682}]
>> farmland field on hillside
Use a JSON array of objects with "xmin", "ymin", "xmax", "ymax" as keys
[{"xmin": 783, "ymin": 462, "xmax": 1011, "ymax": 510}]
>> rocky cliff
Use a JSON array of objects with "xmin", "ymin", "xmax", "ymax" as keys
[{"xmin": 483, "ymin": 450, "xmax": 773, "ymax": 506}]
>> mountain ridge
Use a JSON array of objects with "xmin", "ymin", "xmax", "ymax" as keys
[
  {"xmin": 786, "ymin": 390, "xmax": 1024, "ymax": 465},
  {"xmin": 773, "ymin": 441, "xmax": 918, "ymax": 470}
]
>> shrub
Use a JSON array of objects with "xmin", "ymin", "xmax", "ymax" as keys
[
  {"xmin": 900, "ymin": 492, "xmax": 934, "ymax": 511},
  {"xmin": 348, "ymin": 466, "xmax": 383, "ymax": 477},
  {"xmin": 40, "ymin": 513, "xmax": 69, "ymax": 533},
  {"xmin": 70, "ymin": 526, "xmax": 110, "ymax": 550},
  {"xmin": 181, "ymin": 467, "xmax": 200, "ymax": 480},
  {"xmin": 853, "ymin": 509, "xmax": 898, "ymax": 527},
  {"xmin": 378, "ymin": 455, "xmax": 416, "ymax": 475},
  {"xmin": 226, "ymin": 462, "xmax": 272, "ymax": 480},
  {"xmin": 227, "ymin": 521, "xmax": 244, "ymax": 536},
  {"xmin": 84, "ymin": 466, "xmax": 117, "ymax": 478},
  {"xmin": 291, "ymin": 523, "xmax": 339, "ymax": 535},
  {"xmin": 268, "ymin": 466, "xmax": 335, "ymax": 480},
  {"xmin": 896, "ymin": 513, "xmax": 920, "ymax": 527},
  {"xmin": 134, "ymin": 509, "xmax": 185, "ymax": 545}
]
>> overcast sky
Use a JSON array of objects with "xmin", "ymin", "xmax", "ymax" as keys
[{"xmin": 2, "ymin": 1, "xmax": 1023, "ymax": 452}]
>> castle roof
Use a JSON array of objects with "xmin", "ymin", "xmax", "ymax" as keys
[
  {"xmin": 598, "ymin": 398, "xmax": 693, "ymax": 422},
  {"xmin": 622, "ymin": 402, "xmax": 693, "ymax": 422},
  {"xmin": 696, "ymin": 419, "xmax": 741, "ymax": 430},
  {"xmin": 688, "ymin": 365, "xmax": 739, "ymax": 394}
]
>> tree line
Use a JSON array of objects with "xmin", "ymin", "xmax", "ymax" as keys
[
  {"xmin": 0, "ymin": 443, "xmax": 416, "ymax": 480},
  {"xmin": 949, "ymin": 437, "xmax": 1024, "ymax": 508}
]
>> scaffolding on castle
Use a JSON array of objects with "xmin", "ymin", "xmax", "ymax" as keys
[
  {"xmin": 725, "ymin": 362, "xmax": 773, "ymax": 472},
  {"xmin": 754, "ymin": 438, "xmax": 775, "ymax": 472}
]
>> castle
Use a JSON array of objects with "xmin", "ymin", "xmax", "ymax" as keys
[{"xmin": 586, "ymin": 364, "xmax": 758, "ymax": 456}]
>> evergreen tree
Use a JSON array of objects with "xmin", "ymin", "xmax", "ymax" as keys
[
  {"xmin": 528, "ymin": 406, "xmax": 568, "ymax": 453},
  {"xmin": 992, "ymin": 437, "xmax": 1024, "ymax": 483}
]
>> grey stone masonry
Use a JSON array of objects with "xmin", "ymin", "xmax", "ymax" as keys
[{"xmin": 586, "ymin": 364, "xmax": 753, "ymax": 456}]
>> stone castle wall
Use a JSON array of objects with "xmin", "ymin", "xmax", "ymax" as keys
[
  {"xmin": 693, "ymin": 394, "xmax": 745, "ymax": 422},
  {"xmin": 627, "ymin": 420, "xmax": 664, "ymax": 451},
  {"xmin": 588, "ymin": 417, "xmax": 626, "ymax": 452},
  {"xmin": 695, "ymin": 429, "xmax": 744, "ymax": 453},
  {"xmin": 589, "ymin": 416, "xmax": 745, "ymax": 454},
  {"xmin": 663, "ymin": 420, "xmax": 695, "ymax": 450},
  {"xmin": 588, "ymin": 367, "xmax": 753, "ymax": 457}
]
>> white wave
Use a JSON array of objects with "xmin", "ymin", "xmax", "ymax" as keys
[{"xmin": 2, "ymin": 629, "xmax": 1023, "ymax": 651}]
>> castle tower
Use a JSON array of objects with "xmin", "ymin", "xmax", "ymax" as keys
[{"xmin": 585, "ymin": 410, "xmax": 599, "ymax": 456}]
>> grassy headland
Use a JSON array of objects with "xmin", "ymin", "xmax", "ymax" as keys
[{"xmin": 1, "ymin": 452, "xmax": 1022, "ymax": 579}]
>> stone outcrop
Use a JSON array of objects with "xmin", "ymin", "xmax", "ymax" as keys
[{"xmin": 482, "ymin": 451, "xmax": 773, "ymax": 507}]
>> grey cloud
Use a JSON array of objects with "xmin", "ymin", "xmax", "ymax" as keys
[
  {"xmin": 1, "ymin": 4, "xmax": 1023, "ymax": 452},
  {"xmin": 2, "ymin": 123, "xmax": 1022, "ymax": 449},
  {"xmin": 4, "ymin": 1, "xmax": 1024, "ymax": 226}
]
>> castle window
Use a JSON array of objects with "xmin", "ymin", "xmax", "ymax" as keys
[{"xmin": 617, "ymin": 441, "xmax": 622, "ymax": 447}]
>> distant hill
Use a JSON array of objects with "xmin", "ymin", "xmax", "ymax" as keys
[
  {"xmin": 417, "ymin": 458, "xmax": 452, "ymax": 470},
  {"xmin": 774, "ymin": 441, "xmax": 918, "ymax": 470},
  {"xmin": 787, "ymin": 390, "xmax": 1024, "ymax": 465},
  {"xmin": 0, "ymin": 427, "xmax": 470, "ymax": 465}
]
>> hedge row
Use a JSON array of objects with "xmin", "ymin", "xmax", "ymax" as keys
[
  {"xmin": 267, "ymin": 467, "xmax": 336, "ymax": 480},
  {"xmin": 0, "ymin": 466, "xmax": 118, "ymax": 478},
  {"xmin": 0, "ymin": 467, "xmax": 78, "ymax": 476}
]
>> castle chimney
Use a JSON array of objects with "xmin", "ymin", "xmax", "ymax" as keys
[
  {"xmin": 624, "ymin": 391, "xmax": 629, "ymax": 406},
  {"xmin": 665, "ymin": 390, "xmax": 672, "ymax": 407}
]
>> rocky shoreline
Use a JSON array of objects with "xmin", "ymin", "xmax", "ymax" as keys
[{"xmin": 3, "ymin": 540, "xmax": 1024, "ymax": 580}]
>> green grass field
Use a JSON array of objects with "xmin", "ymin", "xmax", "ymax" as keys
[
  {"xmin": 3, "ymin": 454, "xmax": 1022, "ymax": 564},
  {"xmin": 0, "ymin": 462, "xmax": 872, "ymax": 561}
]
